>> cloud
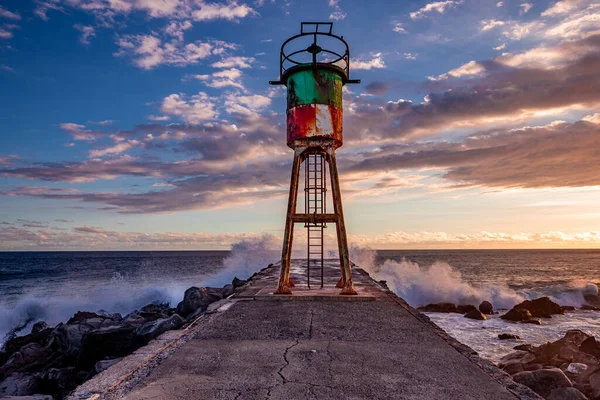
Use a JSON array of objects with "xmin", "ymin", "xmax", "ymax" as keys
[
  {"xmin": 60, "ymin": 123, "xmax": 107, "ymax": 141},
  {"xmin": 519, "ymin": 3, "xmax": 534, "ymax": 15},
  {"xmin": 191, "ymin": 1, "xmax": 257, "ymax": 21},
  {"xmin": 160, "ymin": 92, "xmax": 217, "ymax": 124},
  {"xmin": 0, "ymin": 6, "xmax": 21, "ymax": 20},
  {"xmin": 164, "ymin": 20, "xmax": 192, "ymax": 41},
  {"xmin": 346, "ymin": 117, "xmax": 600, "ymax": 189},
  {"xmin": 89, "ymin": 139, "xmax": 141, "ymax": 158},
  {"xmin": 364, "ymin": 81, "xmax": 389, "ymax": 95},
  {"xmin": 410, "ymin": 0, "xmax": 463, "ymax": 19},
  {"xmin": 147, "ymin": 115, "xmax": 170, "ymax": 121},
  {"xmin": 114, "ymin": 35, "xmax": 236, "ymax": 69},
  {"xmin": 404, "ymin": 53, "xmax": 417, "ymax": 60},
  {"xmin": 211, "ymin": 56, "xmax": 255, "ymax": 69},
  {"xmin": 34, "ymin": 0, "xmax": 65, "ymax": 21},
  {"xmin": 493, "ymin": 43, "xmax": 506, "ymax": 51},
  {"xmin": 541, "ymin": 0, "xmax": 588, "ymax": 17},
  {"xmin": 352, "ymin": 53, "xmax": 385, "ymax": 70},
  {"xmin": 1, "ymin": 65, "xmax": 15, "ymax": 72},
  {"xmin": 392, "ymin": 23, "xmax": 407, "ymax": 34},
  {"xmin": 74, "ymin": 24, "xmax": 96, "ymax": 45},
  {"xmin": 195, "ymin": 68, "xmax": 244, "ymax": 90},
  {"xmin": 496, "ymin": 1, "xmax": 503, "ymax": 6},
  {"xmin": 328, "ymin": 0, "xmax": 346, "ymax": 20},
  {"xmin": 428, "ymin": 60, "xmax": 485, "ymax": 81}
]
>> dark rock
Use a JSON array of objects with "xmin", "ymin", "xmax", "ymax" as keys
[
  {"xmin": 51, "ymin": 322, "xmax": 95, "ymax": 359},
  {"xmin": 547, "ymin": 387, "xmax": 589, "ymax": 400},
  {"xmin": 464, "ymin": 309, "xmax": 487, "ymax": 320},
  {"xmin": 521, "ymin": 319, "xmax": 542, "ymax": 325},
  {"xmin": 513, "ymin": 297, "xmax": 564, "ymax": 317},
  {"xmin": 501, "ymin": 308, "xmax": 532, "ymax": 321},
  {"xmin": 136, "ymin": 314, "xmax": 184, "ymax": 342},
  {"xmin": 0, "ymin": 343, "xmax": 55, "ymax": 378},
  {"xmin": 91, "ymin": 357, "xmax": 122, "ymax": 376},
  {"xmin": 584, "ymin": 293, "xmax": 600, "ymax": 306},
  {"xmin": 499, "ymin": 351, "xmax": 536, "ymax": 375},
  {"xmin": 1, "ymin": 329, "xmax": 52, "ymax": 359},
  {"xmin": 581, "ymin": 305, "xmax": 600, "ymax": 311},
  {"xmin": 0, "ymin": 373, "xmax": 41, "ymax": 396},
  {"xmin": 457, "ymin": 304, "xmax": 477, "ymax": 314},
  {"xmin": 525, "ymin": 363, "xmax": 543, "ymax": 371},
  {"xmin": 221, "ymin": 284, "xmax": 235, "ymax": 298},
  {"xmin": 499, "ymin": 333, "xmax": 521, "ymax": 340},
  {"xmin": 185, "ymin": 308, "xmax": 204, "ymax": 322},
  {"xmin": 30, "ymin": 322, "xmax": 48, "ymax": 335},
  {"xmin": 67, "ymin": 311, "xmax": 105, "ymax": 324},
  {"xmin": 96, "ymin": 310, "xmax": 123, "ymax": 321},
  {"xmin": 580, "ymin": 337, "xmax": 600, "ymax": 358},
  {"xmin": 479, "ymin": 301, "xmax": 494, "ymax": 315},
  {"xmin": 590, "ymin": 370, "xmax": 600, "ymax": 399},
  {"xmin": 417, "ymin": 302, "xmax": 459, "ymax": 313},
  {"xmin": 513, "ymin": 368, "xmax": 573, "ymax": 398},
  {"xmin": 514, "ymin": 344, "xmax": 535, "ymax": 352},
  {"xmin": 177, "ymin": 286, "xmax": 222, "ymax": 317},
  {"xmin": 232, "ymin": 277, "xmax": 246, "ymax": 288},
  {"xmin": 563, "ymin": 306, "xmax": 577, "ymax": 311},
  {"xmin": 0, "ymin": 395, "xmax": 54, "ymax": 399},
  {"xmin": 40, "ymin": 366, "xmax": 82, "ymax": 398},
  {"xmin": 77, "ymin": 325, "xmax": 137, "ymax": 369},
  {"xmin": 122, "ymin": 313, "xmax": 145, "ymax": 327}
]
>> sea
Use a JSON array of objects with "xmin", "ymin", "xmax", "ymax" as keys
[{"xmin": 1, "ymin": 242, "xmax": 599, "ymax": 364}]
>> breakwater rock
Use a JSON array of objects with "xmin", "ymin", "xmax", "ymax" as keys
[
  {"xmin": 499, "ymin": 330, "xmax": 600, "ymax": 399},
  {"xmin": 0, "ymin": 277, "xmax": 248, "ymax": 399}
]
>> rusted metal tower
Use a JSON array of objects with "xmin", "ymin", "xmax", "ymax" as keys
[{"xmin": 270, "ymin": 22, "xmax": 360, "ymax": 295}]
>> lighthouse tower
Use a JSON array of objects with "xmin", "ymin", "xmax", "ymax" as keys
[{"xmin": 270, "ymin": 22, "xmax": 360, "ymax": 295}]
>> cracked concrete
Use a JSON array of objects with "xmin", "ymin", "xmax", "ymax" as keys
[{"xmin": 77, "ymin": 261, "xmax": 540, "ymax": 400}]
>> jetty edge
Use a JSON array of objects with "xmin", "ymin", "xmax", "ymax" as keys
[{"xmin": 66, "ymin": 260, "xmax": 541, "ymax": 400}]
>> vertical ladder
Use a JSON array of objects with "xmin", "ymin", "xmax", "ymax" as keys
[{"xmin": 304, "ymin": 153, "xmax": 326, "ymax": 288}]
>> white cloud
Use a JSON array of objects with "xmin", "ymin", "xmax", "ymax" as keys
[
  {"xmin": 74, "ymin": 24, "xmax": 96, "ymax": 45},
  {"xmin": 34, "ymin": 0, "xmax": 65, "ymax": 21},
  {"xmin": 493, "ymin": 43, "xmax": 506, "ymax": 50},
  {"xmin": 352, "ymin": 53, "xmax": 385, "ymax": 70},
  {"xmin": 519, "ymin": 3, "xmax": 534, "ymax": 15},
  {"xmin": 192, "ymin": 2, "xmax": 257, "ymax": 21},
  {"xmin": 480, "ymin": 19, "xmax": 507, "ymax": 31},
  {"xmin": 89, "ymin": 140, "xmax": 141, "ymax": 158},
  {"xmin": 328, "ymin": 0, "xmax": 346, "ymax": 20},
  {"xmin": 582, "ymin": 113, "xmax": 600, "ymax": 124},
  {"xmin": 428, "ymin": 60, "xmax": 485, "ymax": 81},
  {"xmin": 0, "ymin": 6, "xmax": 21, "ymax": 20},
  {"xmin": 404, "ymin": 53, "xmax": 417, "ymax": 60},
  {"xmin": 393, "ymin": 23, "xmax": 407, "ymax": 34},
  {"xmin": 114, "ymin": 35, "xmax": 232, "ymax": 69},
  {"xmin": 410, "ymin": 0, "xmax": 463, "ymax": 19},
  {"xmin": 196, "ymin": 68, "xmax": 245, "ymax": 90},
  {"xmin": 160, "ymin": 92, "xmax": 217, "ymax": 124},
  {"xmin": 1, "ymin": 65, "xmax": 15, "ymax": 72},
  {"xmin": 496, "ymin": 1, "xmax": 503, "ymax": 6},
  {"xmin": 211, "ymin": 56, "xmax": 255, "ymax": 69},
  {"xmin": 147, "ymin": 115, "xmax": 171, "ymax": 121},
  {"xmin": 0, "ymin": 28, "xmax": 13, "ymax": 39},
  {"xmin": 541, "ymin": 0, "xmax": 587, "ymax": 17},
  {"xmin": 164, "ymin": 20, "xmax": 192, "ymax": 42}
]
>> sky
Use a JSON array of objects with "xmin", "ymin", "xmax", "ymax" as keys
[{"xmin": 0, "ymin": 0, "xmax": 599, "ymax": 251}]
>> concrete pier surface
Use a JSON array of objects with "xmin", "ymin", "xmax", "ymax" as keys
[{"xmin": 69, "ymin": 261, "xmax": 540, "ymax": 400}]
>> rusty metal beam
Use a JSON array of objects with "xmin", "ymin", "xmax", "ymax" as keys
[{"xmin": 290, "ymin": 213, "xmax": 339, "ymax": 223}]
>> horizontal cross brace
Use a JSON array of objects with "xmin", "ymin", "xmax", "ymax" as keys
[{"xmin": 291, "ymin": 213, "xmax": 339, "ymax": 223}]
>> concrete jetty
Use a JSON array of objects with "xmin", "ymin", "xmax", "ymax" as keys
[{"xmin": 68, "ymin": 261, "xmax": 540, "ymax": 400}]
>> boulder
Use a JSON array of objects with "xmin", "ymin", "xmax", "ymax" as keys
[
  {"xmin": 499, "ymin": 351, "xmax": 536, "ymax": 375},
  {"xmin": 567, "ymin": 363, "xmax": 589, "ymax": 374},
  {"xmin": 51, "ymin": 322, "xmax": 95, "ymax": 359},
  {"xmin": 563, "ymin": 306, "xmax": 577, "ymax": 311},
  {"xmin": 77, "ymin": 325, "xmax": 137, "ymax": 369},
  {"xmin": 176, "ymin": 287, "xmax": 223, "ymax": 317},
  {"xmin": 30, "ymin": 322, "xmax": 48, "ymax": 335},
  {"xmin": 221, "ymin": 284, "xmax": 235, "ymax": 298},
  {"xmin": 479, "ymin": 301, "xmax": 494, "ymax": 315},
  {"xmin": 0, "ymin": 343, "xmax": 54, "ymax": 378},
  {"xmin": 136, "ymin": 314, "xmax": 185, "ymax": 342},
  {"xmin": 417, "ymin": 303, "xmax": 459, "ymax": 313},
  {"xmin": 580, "ymin": 337, "xmax": 600, "ymax": 358},
  {"xmin": 122, "ymin": 312, "xmax": 146, "ymax": 327},
  {"xmin": 499, "ymin": 333, "xmax": 521, "ymax": 340},
  {"xmin": 513, "ymin": 297, "xmax": 564, "ymax": 318},
  {"xmin": 40, "ymin": 366, "xmax": 82, "ymax": 398},
  {"xmin": 513, "ymin": 368, "xmax": 573, "ymax": 398},
  {"xmin": 514, "ymin": 344, "xmax": 534, "ymax": 352},
  {"xmin": 67, "ymin": 311, "xmax": 105, "ymax": 324},
  {"xmin": 581, "ymin": 305, "xmax": 600, "ymax": 311},
  {"xmin": 501, "ymin": 308, "xmax": 532, "ymax": 322},
  {"xmin": 584, "ymin": 293, "xmax": 600, "ymax": 306},
  {"xmin": 0, "ymin": 395, "xmax": 54, "ymax": 400},
  {"xmin": 0, "ymin": 373, "xmax": 41, "ymax": 396},
  {"xmin": 521, "ymin": 319, "xmax": 542, "ymax": 325},
  {"xmin": 590, "ymin": 370, "xmax": 600, "ymax": 399},
  {"xmin": 464, "ymin": 310, "xmax": 487, "ymax": 320},
  {"xmin": 546, "ymin": 387, "xmax": 589, "ymax": 400},
  {"xmin": 232, "ymin": 277, "xmax": 246, "ymax": 289},
  {"xmin": 91, "ymin": 357, "xmax": 122, "ymax": 376}
]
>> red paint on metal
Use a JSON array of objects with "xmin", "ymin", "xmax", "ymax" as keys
[{"xmin": 286, "ymin": 104, "xmax": 343, "ymax": 148}]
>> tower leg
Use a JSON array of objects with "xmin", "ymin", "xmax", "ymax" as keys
[
  {"xmin": 327, "ymin": 148, "xmax": 357, "ymax": 295},
  {"xmin": 275, "ymin": 149, "xmax": 302, "ymax": 294}
]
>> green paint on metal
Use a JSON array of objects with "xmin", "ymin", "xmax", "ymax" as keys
[{"xmin": 286, "ymin": 66, "xmax": 343, "ymax": 109}]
